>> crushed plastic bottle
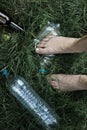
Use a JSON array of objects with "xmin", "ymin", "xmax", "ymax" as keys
[
  {"xmin": 34, "ymin": 21, "xmax": 60, "ymax": 74},
  {"xmin": 2, "ymin": 70, "xmax": 60, "ymax": 130}
]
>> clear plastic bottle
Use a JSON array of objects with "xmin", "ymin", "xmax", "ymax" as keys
[
  {"xmin": 2, "ymin": 70, "xmax": 60, "ymax": 130},
  {"xmin": 34, "ymin": 21, "xmax": 60, "ymax": 74}
]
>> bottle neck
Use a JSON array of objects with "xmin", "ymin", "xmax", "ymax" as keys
[{"xmin": 1, "ymin": 69, "xmax": 14, "ymax": 83}]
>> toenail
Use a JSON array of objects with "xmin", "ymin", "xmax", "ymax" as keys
[{"xmin": 36, "ymin": 48, "xmax": 39, "ymax": 52}]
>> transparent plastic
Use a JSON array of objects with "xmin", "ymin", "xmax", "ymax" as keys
[
  {"xmin": 34, "ymin": 21, "xmax": 60, "ymax": 74},
  {"xmin": 6, "ymin": 75, "xmax": 59, "ymax": 130}
]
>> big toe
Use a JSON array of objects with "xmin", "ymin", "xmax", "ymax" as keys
[
  {"xmin": 35, "ymin": 47, "xmax": 48, "ymax": 54},
  {"xmin": 36, "ymin": 48, "xmax": 43, "ymax": 54},
  {"xmin": 50, "ymin": 74, "xmax": 58, "ymax": 81}
]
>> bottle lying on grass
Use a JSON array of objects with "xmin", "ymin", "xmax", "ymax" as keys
[
  {"xmin": 2, "ymin": 70, "xmax": 60, "ymax": 130},
  {"xmin": 34, "ymin": 21, "xmax": 60, "ymax": 74}
]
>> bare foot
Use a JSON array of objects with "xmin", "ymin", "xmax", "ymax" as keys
[
  {"xmin": 35, "ymin": 35, "xmax": 79, "ymax": 54},
  {"xmin": 48, "ymin": 74, "xmax": 87, "ymax": 92}
]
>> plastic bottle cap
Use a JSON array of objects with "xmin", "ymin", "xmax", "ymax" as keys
[
  {"xmin": 39, "ymin": 69, "xmax": 47, "ymax": 74},
  {"xmin": 1, "ymin": 69, "xmax": 8, "ymax": 76}
]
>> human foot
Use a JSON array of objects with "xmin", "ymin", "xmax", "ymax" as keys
[
  {"xmin": 35, "ymin": 35, "xmax": 79, "ymax": 54},
  {"xmin": 48, "ymin": 74, "xmax": 87, "ymax": 92}
]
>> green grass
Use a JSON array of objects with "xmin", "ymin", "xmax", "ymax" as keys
[{"xmin": 0, "ymin": 0, "xmax": 87, "ymax": 130}]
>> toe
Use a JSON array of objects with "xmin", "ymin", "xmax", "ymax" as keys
[
  {"xmin": 47, "ymin": 74, "xmax": 56, "ymax": 83},
  {"xmin": 50, "ymin": 81, "xmax": 60, "ymax": 89},
  {"xmin": 35, "ymin": 48, "xmax": 40, "ymax": 53},
  {"xmin": 50, "ymin": 74, "xmax": 57, "ymax": 81},
  {"xmin": 42, "ymin": 37, "xmax": 50, "ymax": 42},
  {"xmin": 36, "ymin": 42, "xmax": 46, "ymax": 48},
  {"xmin": 35, "ymin": 48, "xmax": 48, "ymax": 54},
  {"xmin": 42, "ymin": 35, "xmax": 53, "ymax": 42}
]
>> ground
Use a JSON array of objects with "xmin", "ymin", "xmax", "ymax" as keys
[{"xmin": 0, "ymin": 0, "xmax": 87, "ymax": 130}]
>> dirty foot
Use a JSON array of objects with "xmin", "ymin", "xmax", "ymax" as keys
[
  {"xmin": 35, "ymin": 35, "xmax": 79, "ymax": 54},
  {"xmin": 48, "ymin": 74, "xmax": 87, "ymax": 92}
]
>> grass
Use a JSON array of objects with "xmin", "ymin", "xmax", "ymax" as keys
[{"xmin": 0, "ymin": 0, "xmax": 87, "ymax": 130}]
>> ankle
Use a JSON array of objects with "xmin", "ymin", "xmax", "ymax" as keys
[
  {"xmin": 79, "ymin": 75, "xmax": 87, "ymax": 89},
  {"xmin": 64, "ymin": 38, "xmax": 80, "ymax": 53}
]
